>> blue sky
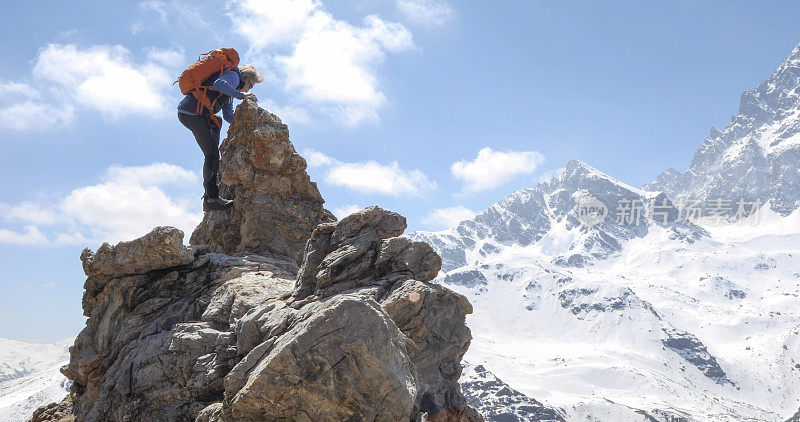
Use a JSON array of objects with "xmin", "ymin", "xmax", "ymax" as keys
[{"xmin": 2, "ymin": 0, "xmax": 800, "ymax": 340}]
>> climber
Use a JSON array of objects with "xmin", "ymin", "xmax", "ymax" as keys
[{"xmin": 177, "ymin": 64, "xmax": 264, "ymax": 211}]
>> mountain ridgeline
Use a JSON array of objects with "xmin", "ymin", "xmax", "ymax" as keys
[
  {"xmin": 407, "ymin": 43, "xmax": 800, "ymax": 420},
  {"xmin": 33, "ymin": 99, "xmax": 482, "ymax": 422}
]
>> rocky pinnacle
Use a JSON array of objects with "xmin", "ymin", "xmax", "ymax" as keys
[{"xmin": 36, "ymin": 100, "xmax": 481, "ymax": 422}]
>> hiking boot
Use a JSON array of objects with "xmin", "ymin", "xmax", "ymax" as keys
[{"xmin": 203, "ymin": 197, "xmax": 234, "ymax": 212}]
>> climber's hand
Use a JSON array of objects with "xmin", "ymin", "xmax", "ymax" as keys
[{"xmin": 243, "ymin": 93, "xmax": 258, "ymax": 102}]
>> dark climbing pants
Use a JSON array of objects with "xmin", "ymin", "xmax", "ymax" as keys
[{"xmin": 178, "ymin": 112, "xmax": 221, "ymax": 199}]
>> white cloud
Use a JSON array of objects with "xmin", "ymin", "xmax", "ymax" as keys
[
  {"xmin": 0, "ymin": 101, "xmax": 74, "ymax": 132},
  {"xmin": 332, "ymin": 204, "xmax": 362, "ymax": 219},
  {"xmin": 302, "ymin": 148, "xmax": 335, "ymax": 168},
  {"xmin": 0, "ymin": 226, "xmax": 48, "ymax": 245},
  {"xmin": 103, "ymin": 163, "xmax": 196, "ymax": 187},
  {"xmin": 41, "ymin": 282, "xmax": 57, "ymax": 288},
  {"xmin": 1, "ymin": 43, "xmax": 176, "ymax": 131},
  {"xmin": 263, "ymin": 99, "xmax": 311, "ymax": 126},
  {"xmin": 61, "ymin": 163, "xmax": 201, "ymax": 243},
  {"xmin": 537, "ymin": 167, "xmax": 565, "ymax": 184},
  {"xmin": 326, "ymin": 160, "xmax": 435, "ymax": 196},
  {"xmin": 231, "ymin": 0, "xmax": 415, "ymax": 126},
  {"xmin": 451, "ymin": 147, "xmax": 546, "ymax": 193},
  {"xmin": 145, "ymin": 47, "xmax": 185, "ymax": 68},
  {"xmin": 0, "ymin": 163, "xmax": 203, "ymax": 246},
  {"xmin": 33, "ymin": 44, "xmax": 172, "ymax": 120},
  {"xmin": 130, "ymin": 0, "xmax": 209, "ymax": 33},
  {"xmin": 423, "ymin": 206, "xmax": 476, "ymax": 229},
  {"xmin": 300, "ymin": 149, "xmax": 434, "ymax": 196},
  {"xmin": 231, "ymin": 0, "xmax": 319, "ymax": 48},
  {"xmin": 0, "ymin": 202, "xmax": 60, "ymax": 225},
  {"xmin": 396, "ymin": 0, "xmax": 453, "ymax": 27},
  {"xmin": 0, "ymin": 81, "xmax": 42, "ymax": 100},
  {"xmin": 139, "ymin": 0, "xmax": 168, "ymax": 23}
]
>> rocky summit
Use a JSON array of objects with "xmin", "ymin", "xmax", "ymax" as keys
[
  {"xmin": 34, "ymin": 100, "xmax": 480, "ymax": 421},
  {"xmin": 190, "ymin": 99, "xmax": 336, "ymax": 265}
]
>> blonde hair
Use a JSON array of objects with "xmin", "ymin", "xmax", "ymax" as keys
[{"xmin": 239, "ymin": 65, "xmax": 264, "ymax": 84}]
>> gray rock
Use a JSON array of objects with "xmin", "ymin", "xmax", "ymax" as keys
[
  {"xmin": 80, "ymin": 226, "xmax": 194, "ymax": 280},
  {"xmin": 381, "ymin": 279, "xmax": 477, "ymax": 420},
  {"xmin": 190, "ymin": 99, "xmax": 335, "ymax": 264},
  {"xmin": 39, "ymin": 120, "xmax": 478, "ymax": 421},
  {"xmin": 224, "ymin": 295, "xmax": 417, "ymax": 421},
  {"xmin": 660, "ymin": 328, "xmax": 733, "ymax": 386},
  {"xmin": 291, "ymin": 206, "xmax": 441, "ymax": 303}
]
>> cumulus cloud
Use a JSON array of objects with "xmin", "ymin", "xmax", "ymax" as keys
[
  {"xmin": 0, "ymin": 43, "xmax": 177, "ymax": 131},
  {"xmin": 230, "ymin": 0, "xmax": 415, "ymax": 126},
  {"xmin": 423, "ymin": 206, "xmax": 476, "ymax": 229},
  {"xmin": 0, "ymin": 81, "xmax": 42, "ymax": 100},
  {"xmin": 0, "ymin": 226, "xmax": 48, "ymax": 246},
  {"xmin": 0, "ymin": 101, "xmax": 75, "ymax": 132},
  {"xmin": 139, "ymin": 0, "xmax": 168, "ymax": 23},
  {"xmin": 396, "ymin": 0, "xmax": 453, "ymax": 27},
  {"xmin": 0, "ymin": 202, "xmax": 61, "ymax": 225},
  {"xmin": 326, "ymin": 161, "xmax": 435, "ymax": 196},
  {"xmin": 451, "ymin": 147, "xmax": 546, "ymax": 194},
  {"xmin": 302, "ymin": 149, "xmax": 435, "ymax": 196},
  {"xmin": 145, "ymin": 47, "xmax": 185, "ymax": 68},
  {"xmin": 33, "ymin": 44, "xmax": 172, "ymax": 119},
  {"xmin": 0, "ymin": 163, "xmax": 202, "ymax": 246},
  {"xmin": 302, "ymin": 148, "xmax": 335, "ymax": 168},
  {"xmin": 133, "ymin": 0, "xmax": 210, "ymax": 32},
  {"xmin": 263, "ymin": 99, "xmax": 311, "ymax": 126},
  {"xmin": 332, "ymin": 204, "xmax": 362, "ymax": 219}
]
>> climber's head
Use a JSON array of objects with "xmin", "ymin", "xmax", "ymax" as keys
[{"xmin": 238, "ymin": 65, "xmax": 264, "ymax": 93}]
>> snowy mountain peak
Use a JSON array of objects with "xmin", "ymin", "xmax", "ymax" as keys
[
  {"xmin": 647, "ymin": 42, "xmax": 800, "ymax": 215},
  {"xmin": 414, "ymin": 157, "xmax": 704, "ymax": 274},
  {"xmin": 410, "ymin": 44, "xmax": 800, "ymax": 422}
]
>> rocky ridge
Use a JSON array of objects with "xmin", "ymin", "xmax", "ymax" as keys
[
  {"xmin": 646, "ymin": 43, "xmax": 800, "ymax": 215},
  {"xmin": 408, "ymin": 43, "xmax": 800, "ymax": 421},
  {"xmin": 34, "ymin": 99, "xmax": 480, "ymax": 421}
]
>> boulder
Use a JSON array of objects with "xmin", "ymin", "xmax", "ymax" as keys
[
  {"xmin": 291, "ymin": 206, "xmax": 441, "ymax": 303},
  {"xmin": 224, "ymin": 295, "xmax": 417, "ymax": 421}
]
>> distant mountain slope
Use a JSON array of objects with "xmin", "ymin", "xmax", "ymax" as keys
[
  {"xmin": 414, "ymin": 159, "xmax": 704, "ymax": 272},
  {"xmin": 0, "ymin": 338, "xmax": 72, "ymax": 422},
  {"xmin": 413, "ymin": 42, "xmax": 800, "ymax": 421},
  {"xmin": 460, "ymin": 362, "xmax": 566, "ymax": 421}
]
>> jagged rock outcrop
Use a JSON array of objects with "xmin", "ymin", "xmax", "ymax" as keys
[
  {"xmin": 190, "ymin": 98, "xmax": 335, "ymax": 264},
  {"xmin": 459, "ymin": 363, "xmax": 565, "ymax": 421},
  {"xmin": 38, "ymin": 102, "xmax": 479, "ymax": 421}
]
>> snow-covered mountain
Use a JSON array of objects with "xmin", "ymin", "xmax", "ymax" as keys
[
  {"xmin": 646, "ymin": 44, "xmax": 800, "ymax": 216},
  {"xmin": 417, "ymin": 43, "xmax": 800, "ymax": 421},
  {"xmin": 0, "ymin": 338, "xmax": 72, "ymax": 422}
]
